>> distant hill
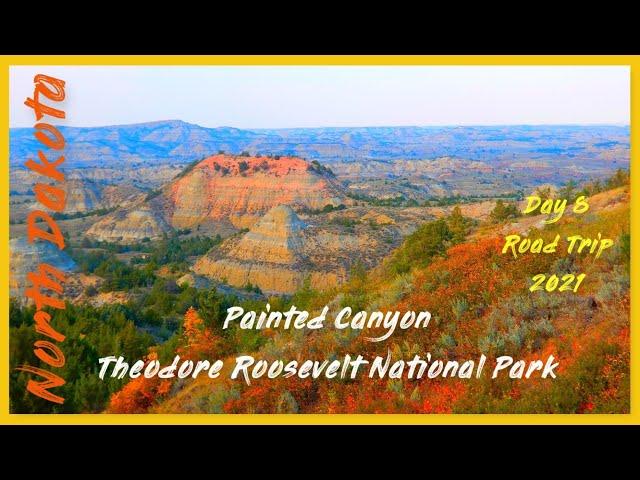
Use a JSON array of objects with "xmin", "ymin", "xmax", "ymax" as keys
[
  {"xmin": 9, "ymin": 120, "xmax": 630, "ymax": 168},
  {"xmin": 9, "ymin": 120, "xmax": 266, "ymax": 168}
]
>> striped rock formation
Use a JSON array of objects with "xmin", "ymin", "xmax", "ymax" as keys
[{"xmin": 86, "ymin": 154, "xmax": 348, "ymax": 243}]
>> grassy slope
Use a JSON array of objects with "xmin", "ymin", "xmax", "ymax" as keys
[{"xmin": 137, "ymin": 187, "xmax": 630, "ymax": 414}]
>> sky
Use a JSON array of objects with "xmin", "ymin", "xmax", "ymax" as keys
[{"xmin": 9, "ymin": 66, "xmax": 630, "ymax": 128}]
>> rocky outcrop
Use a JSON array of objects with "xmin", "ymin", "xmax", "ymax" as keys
[
  {"xmin": 86, "ymin": 154, "xmax": 349, "ymax": 243},
  {"xmin": 195, "ymin": 258, "xmax": 341, "ymax": 295},
  {"xmin": 85, "ymin": 205, "xmax": 171, "ymax": 243},
  {"xmin": 10, "ymin": 238, "xmax": 77, "ymax": 299},
  {"xmin": 99, "ymin": 184, "xmax": 144, "ymax": 209},
  {"xmin": 193, "ymin": 205, "xmax": 344, "ymax": 294},
  {"xmin": 166, "ymin": 154, "xmax": 349, "ymax": 228},
  {"xmin": 64, "ymin": 179, "xmax": 103, "ymax": 213},
  {"xmin": 31, "ymin": 179, "xmax": 144, "ymax": 214},
  {"xmin": 64, "ymin": 179, "xmax": 142, "ymax": 213},
  {"xmin": 231, "ymin": 205, "xmax": 306, "ymax": 264}
]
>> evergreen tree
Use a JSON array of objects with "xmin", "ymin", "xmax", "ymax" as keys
[{"xmin": 490, "ymin": 200, "xmax": 520, "ymax": 223}]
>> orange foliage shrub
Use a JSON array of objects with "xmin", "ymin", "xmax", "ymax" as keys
[
  {"xmin": 180, "ymin": 306, "xmax": 226, "ymax": 359},
  {"xmin": 107, "ymin": 352, "xmax": 172, "ymax": 414},
  {"xmin": 108, "ymin": 307, "xmax": 225, "ymax": 413},
  {"xmin": 223, "ymin": 377, "xmax": 315, "ymax": 414}
]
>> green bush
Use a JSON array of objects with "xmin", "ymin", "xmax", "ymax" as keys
[
  {"xmin": 389, "ymin": 219, "xmax": 452, "ymax": 274},
  {"xmin": 490, "ymin": 200, "xmax": 520, "ymax": 223},
  {"xmin": 9, "ymin": 301, "xmax": 153, "ymax": 413}
]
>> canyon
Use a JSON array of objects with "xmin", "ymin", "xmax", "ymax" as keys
[{"xmin": 8, "ymin": 121, "xmax": 631, "ymax": 298}]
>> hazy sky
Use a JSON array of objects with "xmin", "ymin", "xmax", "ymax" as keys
[{"xmin": 9, "ymin": 66, "xmax": 630, "ymax": 128}]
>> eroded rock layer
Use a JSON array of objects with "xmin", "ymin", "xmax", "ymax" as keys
[
  {"xmin": 86, "ymin": 206, "xmax": 171, "ymax": 242},
  {"xmin": 86, "ymin": 154, "xmax": 348, "ymax": 243},
  {"xmin": 166, "ymin": 155, "xmax": 347, "ymax": 228},
  {"xmin": 193, "ymin": 205, "xmax": 344, "ymax": 294},
  {"xmin": 10, "ymin": 238, "xmax": 77, "ymax": 298}
]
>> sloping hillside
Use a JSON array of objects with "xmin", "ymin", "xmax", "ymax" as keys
[{"xmin": 107, "ymin": 184, "xmax": 629, "ymax": 414}]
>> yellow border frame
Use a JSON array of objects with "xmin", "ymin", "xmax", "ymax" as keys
[{"xmin": 1, "ymin": 55, "xmax": 636, "ymax": 425}]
